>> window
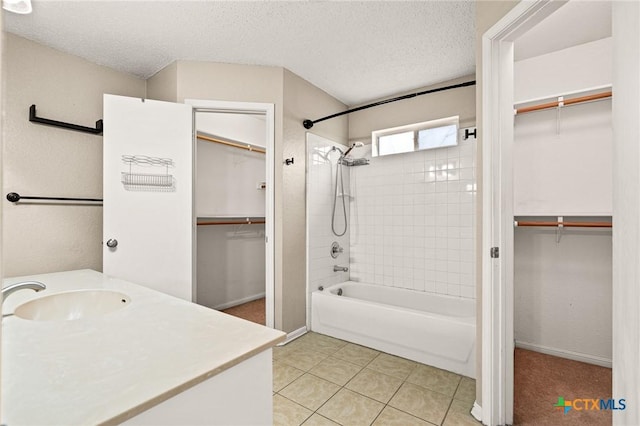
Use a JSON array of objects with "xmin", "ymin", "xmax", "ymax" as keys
[{"xmin": 372, "ymin": 116, "xmax": 459, "ymax": 157}]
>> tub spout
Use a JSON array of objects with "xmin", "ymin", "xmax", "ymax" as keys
[{"xmin": 333, "ymin": 265, "xmax": 348, "ymax": 272}]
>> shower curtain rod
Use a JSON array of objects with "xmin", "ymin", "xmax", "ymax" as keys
[{"xmin": 302, "ymin": 80, "xmax": 476, "ymax": 129}]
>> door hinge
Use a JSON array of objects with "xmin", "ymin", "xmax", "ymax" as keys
[{"xmin": 490, "ymin": 247, "xmax": 499, "ymax": 258}]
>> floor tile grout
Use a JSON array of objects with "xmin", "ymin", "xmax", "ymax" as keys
[{"xmin": 273, "ymin": 332, "xmax": 478, "ymax": 426}]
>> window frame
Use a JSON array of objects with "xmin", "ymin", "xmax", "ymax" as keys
[{"xmin": 371, "ymin": 115, "xmax": 459, "ymax": 157}]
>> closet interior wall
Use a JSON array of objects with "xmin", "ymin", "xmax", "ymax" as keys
[
  {"xmin": 513, "ymin": 37, "xmax": 613, "ymax": 367},
  {"xmin": 195, "ymin": 112, "xmax": 267, "ymax": 311}
]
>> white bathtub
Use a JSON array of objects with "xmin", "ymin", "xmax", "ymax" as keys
[{"xmin": 311, "ymin": 282, "xmax": 476, "ymax": 377}]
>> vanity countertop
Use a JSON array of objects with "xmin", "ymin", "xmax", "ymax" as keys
[{"xmin": 1, "ymin": 269, "xmax": 285, "ymax": 425}]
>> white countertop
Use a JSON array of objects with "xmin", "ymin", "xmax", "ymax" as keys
[{"xmin": 1, "ymin": 269, "xmax": 285, "ymax": 425}]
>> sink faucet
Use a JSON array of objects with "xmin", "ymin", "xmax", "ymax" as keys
[
  {"xmin": 1, "ymin": 281, "xmax": 46, "ymax": 304},
  {"xmin": 333, "ymin": 265, "xmax": 348, "ymax": 272}
]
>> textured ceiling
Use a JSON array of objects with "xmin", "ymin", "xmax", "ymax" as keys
[{"xmin": 3, "ymin": 1, "xmax": 476, "ymax": 106}]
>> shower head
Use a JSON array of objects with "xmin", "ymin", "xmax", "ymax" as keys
[{"xmin": 330, "ymin": 146, "xmax": 344, "ymax": 155}]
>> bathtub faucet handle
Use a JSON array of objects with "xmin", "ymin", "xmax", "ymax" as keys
[{"xmin": 330, "ymin": 242, "xmax": 344, "ymax": 259}]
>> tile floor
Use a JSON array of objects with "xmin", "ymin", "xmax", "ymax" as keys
[{"xmin": 273, "ymin": 332, "xmax": 479, "ymax": 426}]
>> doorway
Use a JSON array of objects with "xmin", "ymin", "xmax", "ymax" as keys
[
  {"xmin": 479, "ymin": 1, "xmax": 635, "ymax": 425},
  {"xmin": 187, "ymin": 99, "xmax": 275, "ymax": 328}
]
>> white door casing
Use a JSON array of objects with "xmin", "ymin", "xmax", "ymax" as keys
[
  {"xmin": 481, "ymin": 1, "xmax": 567, "ymax": 425},
  {"xmin": 103, "ymin": 95, "xmax": 194, "ymax": 301},
  {"xmin": 186, "ymin": 99, "xmax": 275, "ymax": 329}
]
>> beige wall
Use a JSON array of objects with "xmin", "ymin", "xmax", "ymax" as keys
[
  {"xmin": 2, "ymin": 34, "xmax": 145, "ymax": 278},
  {"xmin": 146, "ymin": 62, "xmax": 177, "ymax": 102},
  {"xmin": 282, "ymin": 69, "xmax": 347, "ymax": 332},
  {"xmin": 348, "ymin": 75, "xmax": 476, "ymax": 143},
  {"xmin": 475, "ymin": 0, "xmax": 520, "ymax": 406}
]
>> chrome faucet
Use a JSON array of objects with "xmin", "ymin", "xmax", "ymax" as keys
[
  {"xmin": 333, "ymin": 265, "xmax": 348, "ymax": 272},
  {"xmin": 1, "ymin": 281, "xmax": 46, "ymax": 304}
]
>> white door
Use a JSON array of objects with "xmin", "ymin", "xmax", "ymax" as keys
[{"xmin": 103, "ymin": 94, "xmax": 194, "ymax": 301}]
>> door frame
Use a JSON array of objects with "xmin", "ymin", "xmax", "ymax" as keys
[
  {"xmin": 186, "ymin": 99, "xmax": 275, "ymax": 329},
  {"xmin": 480, "ymin": 1, "xmax": 567, "ymax": 424}
]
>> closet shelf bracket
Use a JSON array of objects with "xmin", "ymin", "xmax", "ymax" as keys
[{"xmin": 29, "ymin": 104, "xmax": 104, "ymax": 135}]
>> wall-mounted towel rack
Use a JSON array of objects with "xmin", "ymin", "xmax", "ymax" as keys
[
  {"xmin": 29, "ymin": 105, "xmax": 103, "ymax": 135},
  {"xmin": 514, "ymin": 90, "xmax": 612, "ymax": 115},
  {"xmin": 6, "ymin": 192, "xmax": 103, "ymax": 204},
  {"xmin": 198, "ymin": 217, "xmax": 265, "ymax": 226},
  {"xmin": 197, "ymin": 133, "xmax": 266, "ymax": 154}
]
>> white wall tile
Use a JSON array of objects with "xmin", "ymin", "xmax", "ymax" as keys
[{"xmin": 306, "ymin": 137, "xmax": 477, "ymax": 301}]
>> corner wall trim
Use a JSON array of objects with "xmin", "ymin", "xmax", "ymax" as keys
[
  {"xmin": 471, "ymin": 402, "xmax": 482, "ymax": 422},
  {"xmin": 278, "ymin": 326, "xmax": 307, "ymax": 346}
]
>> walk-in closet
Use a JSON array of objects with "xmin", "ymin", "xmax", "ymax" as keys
[
  {"xmin": 195, "ymin": 111, "xmax": 268, "ymax": 325},
  {"xmin": 511, "ymin": 3, "xmax": 612, "ymax": 425}
]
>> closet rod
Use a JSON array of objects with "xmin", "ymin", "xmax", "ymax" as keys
[
  {"xmin": 196, "ymin": 133, "xmax": 266, "ymax": 154},
  {"xmin": 198, "ymin": 220, "xmax": 265, "ymax": 226},
  {"xmin": 515, "ymin": 91, "xmax": 612, "ymax": 115},
  {"xmin": 514, "ymin": 220, "xmax": 612, "ymax": 228}
]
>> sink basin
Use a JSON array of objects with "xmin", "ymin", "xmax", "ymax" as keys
[{"xmin": 14, "ymin": 290, "xmax": 130, "ymax": 321}]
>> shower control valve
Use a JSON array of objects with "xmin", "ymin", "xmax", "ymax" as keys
[{"xmin": 330, "ymin": 241, "xmax": 344, "ymax": 258}]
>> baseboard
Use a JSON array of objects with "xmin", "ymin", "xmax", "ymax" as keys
[
  {"xmin": 278, "ymin": 326, "xmax": 307, "ymax": 346},
  {"xmin": 471, "ymin": 401, "xmax": 482, "ymax": 422},
  {"xmin": 515, "ymin": 340, "xmax": 612, "ymax": 368},
  {"xmin": 213, "ymin": 292, "xmax": 266, "ymax": 311}
]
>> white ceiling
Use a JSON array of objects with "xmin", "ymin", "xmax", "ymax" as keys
[
  {"xmin": 3, "ymin": 0, "xmax": 477, "ymax": 106},
  {"xmin": 514, "ymin": 1, "xmax": 612, "ymax": 61}
]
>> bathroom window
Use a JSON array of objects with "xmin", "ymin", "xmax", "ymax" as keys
[{"xmin": 372, "ymin": 116, "xmax": 459, "ymax": 157}]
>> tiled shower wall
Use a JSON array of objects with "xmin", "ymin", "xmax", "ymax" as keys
[
  {"xmin": 349, "ymin": 131, "xmax": 477, "ymax": 299},
  {"xmin": 306, "ymin": 133, "xmax": 351, "ymax": 323}
]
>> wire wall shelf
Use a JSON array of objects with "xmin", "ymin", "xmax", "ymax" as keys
[{"xmin": 121, "ymin": 155, "xmax": 175, "ymax": 192}]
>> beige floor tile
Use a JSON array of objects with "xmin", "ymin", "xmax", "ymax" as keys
[
  {"xmin": 454, "ymin": 377, "xmax": 476, "ymax": 405},
  {"xmin": 273, "ymin": 394, "xmax": 312, "ymax": 426},
  {"xmin": 388, "ymin": 382, "xmax": 452, "ymax": 425},
  {"xmin": 367, "ymin": 353, "xmax": 419, "ymax": 380},
  {"xmin": 302, "ymin": 413, "xmax": 341, "ymax": 426},
  {"xmin": 317, "ymin": 388, "xmax": 384, "ymax": 426},
  {"xmin": 333, "ymin": 342, "xmax": 380, "ymax": 366},
  {"xmin": 309, "ymin": 356, "xmax": 363, "ymax": 386},
  {"xmin": 273, "ymin": 360, "xmax": 305, "ymax": 392},
  {"xmin": 280, "ymin": 373, "xmax": 341, "ymax": 411},
  {"xmin": 372, "ymin": 406, "xmax": 434, "ymax": 425},
  {"xmin": 407, "ymin": 364, "xmax": 462, "ymax": 397},
  {"xmin": 443, "ymin": 398, "xmax": 481, "ymax": 426},
  {"xmin": 279, "ymin": 348, "xmax": 329, "ymax": 371},
  {"xmin": 273, "ymin": 342, "xmax": 300, "ymax": 360},
  {"xmin": 345, "ymin": 368, "xmax": 403, "ymax": 403},
  {"xmin": 296, "ymin": 332, "xmax": 348, "ymax": 355}
]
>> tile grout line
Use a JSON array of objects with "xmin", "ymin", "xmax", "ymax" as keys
[
  {"xmin": 440, "ymin": 380, "xmax": 461, "ymax": 425},
  {"xmin": 275, "ymin": 334, "xmax": 476, "ymax": 425}
]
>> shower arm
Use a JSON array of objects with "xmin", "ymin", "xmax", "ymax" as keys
[{"xmin": 339, "ymin": 142, "xmax": 364, "ymax": 160}]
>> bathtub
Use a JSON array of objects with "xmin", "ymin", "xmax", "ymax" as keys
[{"xmin": 311, "ymin": 282, "xmax": 476, "ymax": 378}]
